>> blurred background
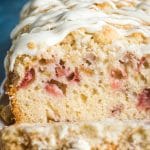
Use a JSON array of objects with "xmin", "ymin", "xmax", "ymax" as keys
[{"xmin": 0, "ymin": 0, "xmax": 27, "ymax": 83}]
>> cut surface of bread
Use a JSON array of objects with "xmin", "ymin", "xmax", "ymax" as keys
[
  {"xmin": 0, "ymin": 120, "xmax": 150, "ymax": 150},
  {"xmin": 3, "ymin": 0, "xmax": 150, "ymax": 123}
]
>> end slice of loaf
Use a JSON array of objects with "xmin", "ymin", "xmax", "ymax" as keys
[
  {"xmin": 0, "ymin": 120, "xmax": 150, "ymax": 150},
  {"xmin": 3, "ymin": 0, "xmax": 150, "ymax": 123}
]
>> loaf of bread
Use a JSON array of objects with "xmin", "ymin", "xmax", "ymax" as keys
[
  {"xmin": 0, "ymin": 120, "xmax": 150, "ymax": 150},
  {"xmin": 3, "ymin": 0, "xmax": 150, "ymax": 123}
]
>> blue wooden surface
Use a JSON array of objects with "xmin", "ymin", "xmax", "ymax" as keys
[{"xmin": 0, "ymin": 0, "xmax": 27, "ymax": 83}]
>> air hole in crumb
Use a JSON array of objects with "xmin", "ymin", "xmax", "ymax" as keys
[
  {"xmin": 99, "ymin": 80, "xmax": 102, "ymax": 84},
  {"xmin": 133, "ymin": 92, "xmax": 137, "ymax": 97},
  {"xmin": 98, "ymin": 99, "xmax": 102, "ymax": 103},
  {"xmin": 85, "ymin": 60, "xmax": 92, "ymax": 65},
  {"xmin": 59, "ymin": 59, "xmax": 65, "ymax": 67},
  {"xmin": 73, "ymin": 90, "xmax": 78, "ymax": 94},
  {"xmin": 84, "ymin": 84, "xmax": 89, "ymax": 88},
  {"xmin": 34, "ymin": 86, "xmax": 40, "ymax": 90},
  {"xmin": 143, "ymin": 59, "xmax": 149, "ymax": 69},
  {"xmin": 76, "ymin": 111, "xmax": 81, "ymax": 117},
  {"xmin": 80, "ymin": 94, "xmax": 87, "ymax": 103},
  {"xmin": 92, "ymin": 88, "xmax": 98, "ymax": 95},
  {"xmin": 99, "ymin": 72, "xmax": 103, "ymax": 76},
  {"xmin": 39, "ymin": 58, "xmax": 50, "ymax": 65},
  {"xmin": 65, "ymin": 104, "xmax": 69, "ymax": 108}
]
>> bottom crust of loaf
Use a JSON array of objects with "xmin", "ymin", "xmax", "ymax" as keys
[{"xmin": 0, "ymin": 120, "xmax": 149, "ymax": 150}]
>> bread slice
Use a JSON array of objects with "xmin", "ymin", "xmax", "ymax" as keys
[
  {"xmin": 3, "ymin": 0, "xmax": 150, "ymax": 123},
  {"xmin": 0, "ymin": 120, "xmax": 149, "ymax": 150}
]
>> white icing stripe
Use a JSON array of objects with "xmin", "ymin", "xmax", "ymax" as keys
[
  {"xmin": 10, "ymin": 15, "xmax": 107, "ymax": 71},
  {"xmin": 7, "ymin": 0, "xmax": 150, "ymax": 71},
  {"xmin": 11, "ymin": 16, "xmax": 39, "ymax": 39},
  {"xmin": 113, "ymin": 9, "xmax": 150, "ymax": 23}
]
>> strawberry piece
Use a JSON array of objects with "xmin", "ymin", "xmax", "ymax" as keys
[
  {"xmin": 111, "ymin": 79, "xmax": 122, "ymax": 90},
  {"xmin": 55, "ymin": 66, "xmax": 70, "ymax": 77},
  {"xmin": 55, "ymin": 66, "xmax": 66, "ymax": 77},
  {"xmin": 19, "ymin": 68, "xmax": 35, "ymax": 88},
  {"xmin": 137, "ymin": 57, "xmax": 145, "ymax": 72},
  {"xmin": 110, "ymin": 68, "xmax": 127, "ymax": 90},
  {"xmin": 45, "ymin": 83, "xmax": 63, "ymax": 97},
  {"xmin": 137, "ymin": 88, "xmax": 150, "ymax": 110},
  {"xmin": 67, "ymin": 68, "xmax": 80, "ymax": 82},
  {"xmin": 55, "ymin": 60, "xmax": 70, "ymax": 78}
]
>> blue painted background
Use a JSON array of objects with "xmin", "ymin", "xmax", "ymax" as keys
[{"xmin": 0, "ymin": 0, "xmax": 27, "ymax": 83}]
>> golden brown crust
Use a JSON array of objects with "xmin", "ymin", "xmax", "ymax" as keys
[
  {"xmin": 11, "ymin": 96, "xmax": 47, "ymax": 123},
  {"xmin": 11, "ymin": 99, "xmax": 24, "ymax": 123},
  {"xmin": 6, "ymin": 86, "xmax": 45, "ymax": 123}
]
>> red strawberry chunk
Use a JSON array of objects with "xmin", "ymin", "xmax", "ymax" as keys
[
  {"xmin": 67, "ymin": 68, "xmax": 80, "ymax": 82},
  {"xmin": 55, "ymin": 65, "xmax": 70, "ymax": 77},
  {"xmin": 19, "ymin": 68, "xmax": 35, "ymax": 88},
  {"xmin": 55, "ymin": 66, "xmax": 66, "ymax": 77},
  {"xmin": 137, "ymin": 88, "xmax": 150, "ymax": 110},
  {"xmin": 73, "ymin": 68, "xmax": 80, "ymax": 82},
  {"xmin": 110, "ymin": 68, "xmax": 126, "ymax": 90},
  {"xmin": 137, "ymin": 57, "xmax": 145, "ymax": 72},
  {"xmin": 45, "ymin": 83, "xmax": 63, "ymax": 97},
  {"xmin": 111, "ymin": 79, "xmax": 122, "ymax": 90}
]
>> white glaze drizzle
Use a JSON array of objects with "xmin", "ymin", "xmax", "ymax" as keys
[{"xmin": 7, "ymin": 0, "xmax": 150, "ymax": 71}]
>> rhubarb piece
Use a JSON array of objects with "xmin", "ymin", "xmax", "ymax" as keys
[
  {"xmin": 19, "ymin": 68, "xmax": 35, "ymax": 88},
  {"xmin": 137, "ymin": 88, "xmax": 150, "ymax": 110},
  {"xmin": 45, "ymin": 80, "xmax": 67, "ymax": 96},
  {"xmin": 110, "ymin": 79, "xmax": 122, "ymax": 90},
  {"xmin": 67, "ymin": 68, "xmax": 80, "ymax": 82},
  {"xmin": 45, "ymin": 83, "xmax": 63, "ymax": 97}
]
